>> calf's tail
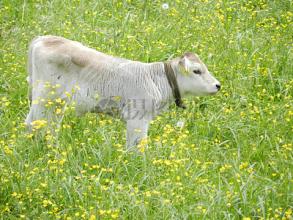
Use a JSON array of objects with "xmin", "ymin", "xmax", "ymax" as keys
[{"xmin": 27, "ymin": 36, "xmax": 43, "ymax": 103}]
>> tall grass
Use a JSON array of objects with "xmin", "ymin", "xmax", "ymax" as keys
[{"xmin": 0, "ymin": 0, "xmax": 292, "ymax": 219}]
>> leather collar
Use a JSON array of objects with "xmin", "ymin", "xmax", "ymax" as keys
[{"xmin": 164, "ymin": 62, "xmax": 186, "ymax": 109}]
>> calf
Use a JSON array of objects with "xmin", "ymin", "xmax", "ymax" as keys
[{"xmin": 25, "ymin": 36, "xmax": 220, "ymax": 148}]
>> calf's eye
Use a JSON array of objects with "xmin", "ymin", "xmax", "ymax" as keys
[{"xmin": 193, "ymin": 69, "xmax": 201, "ymax": 75}]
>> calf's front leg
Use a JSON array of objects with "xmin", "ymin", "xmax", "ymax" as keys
[{"xmin": 126, "ymin": 119, "xmax": 149, "ymax": 149}]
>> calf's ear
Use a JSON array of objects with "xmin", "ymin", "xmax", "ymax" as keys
[{"xmin": 178, "ymin": 55, "xmax": 191, "ymax": 76}]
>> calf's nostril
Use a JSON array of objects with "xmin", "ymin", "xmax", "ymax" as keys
[{"xmin": 216, "ymin": 84, "xmax": 221, "ymax": 90}]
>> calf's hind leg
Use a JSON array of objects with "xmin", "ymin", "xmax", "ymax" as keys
[
  {"xmin": 25, "ymin": 103, "xmax": 48, "ymax": 130},
  {"xmin": 25, "ymin": 83, "xmax": 57, "ymax": 130}
]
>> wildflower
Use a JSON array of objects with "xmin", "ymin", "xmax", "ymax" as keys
[
  {"xmin": 137, "ymin": 138, "xmax": 148, "ymax": 153},
  {"xmin": 285, "ymin": 208, "xmax": 292, "ymax": 218},
  {"xmin": 111, "ymin": 213, "xmax": 119, "ymax": 219},
  {"xmin": 239, "ymin": 162, "xmax": 249, "ymax": 170},
  {"xmin": 31, "ymin": 119, "xmax": 47, "ymax": 129},
  {"xmin": 4, "ymin": 146, "xmax": 12, "ymax": 155},
  {"xmin": 65, "ymin": 91, "xmax": 71, "ymax": 97},
  {"xmin": 144, "ymin": 191, "xmax": 151, "ymax": 197},
  {"xmin": 220, "ymin": 164, "xmax": 232, "ymax": 172},
  {"xmin": 162, "ymin": 3, "xmax": 169, "ymax": 10},
  {"xmin": 163, "ymin": 199, "xmax": 171, "ymax": 204},
  {"xmin": 56, "ymin": 108, "xmax": 62, "ymax": 114},
  {"xmin": 42, "ymin": 199, "xmax": 52, "ymax": 207},
  {"xmin": 98, "ymin": 210, "xmax": 106, "ymax": 215},
  {"xmin": 176, "ymin": 120, "xmax": 185, "ymax": 129},
  {"xmin": 89, "ymin": 215, "xmax": 96, "ymax": 220},
  {"xmin": 55, "ymin": 98, "xmax": 62, "ymax": 103}
]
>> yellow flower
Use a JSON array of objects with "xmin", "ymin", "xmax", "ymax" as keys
[
  {"xmin": 285, "ymin": 208, "xmax": 292, "ymax": 218},
  {"xmin": 220, "ymin": 164, "xmax": 232, "ymax": 172},
  {"xmin": 111, "ymin": 213, "xmax": 119, "ymax": 219},
  {"xmin": 239, "ymin": 162, "xmax": 249, "ymax": 170},
  {"xmin": 31, "ymin": 120, "xmax": 47, "ymax": 129},
  {"xmin": 89, "ymin": 214, "xmax": 96, "ymax": 220},
  {"xmin": 56, "ymin": 108, "xmax": 62, "ymax": 114},
  {"xmin": 55, "ymin": 98, "xmax": 62, "ymax": 103},
  {"xmin": 4, "ymin": 146, "xmax": 12, "ymax": 155},
  {"xmin": 42, "ymin": 199, "xmax": 52, "ymax": 207},
  {"xmin": 137, "ymin": 138, "xmax": 148, "ymax": 153},
  {"xmin": 65, "ymin": 91, "xmax": 71, "ymax": 97},
  {"xmin": 98, "ymin": 210, "xmax": 106, "ymax": 215},
  {"xmin": 163, "ymin": 199, "xmax": 170, "ymax": 204}
]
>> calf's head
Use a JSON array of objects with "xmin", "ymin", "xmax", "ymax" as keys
[{"xmin": 174, "ymin": 52, "xmax": 221, "ymax": 96}]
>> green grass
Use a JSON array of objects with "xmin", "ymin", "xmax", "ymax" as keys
[{"xmin": 0, "ymin": 0, "xmax": 292, "ymax": 219}]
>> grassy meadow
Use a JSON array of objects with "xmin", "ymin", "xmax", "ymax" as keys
[{"xmin": 0, "ymin": 0, "xmax": 292, "ymax": 219}]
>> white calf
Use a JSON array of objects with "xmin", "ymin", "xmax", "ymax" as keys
[{"xmin": 26, "ymin": 36, "xmax": 220, "ymax": 148}]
